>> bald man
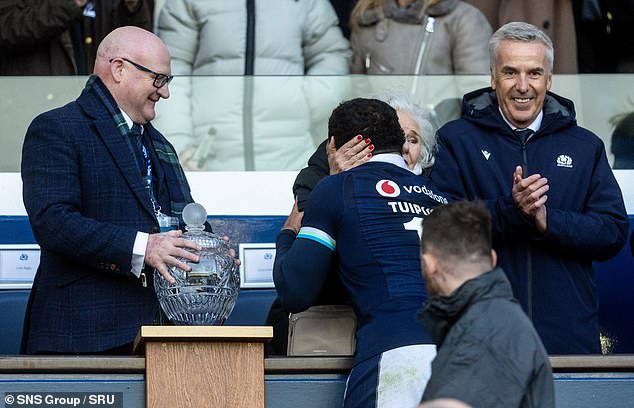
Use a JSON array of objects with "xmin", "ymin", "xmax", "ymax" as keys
[
  {"xmin": 418, "ymin": 399, "xmax": 472, "ymax": 408},
  {"xmin": 21, "ymin": 27, "xmax": 202, "ymax": 354}
]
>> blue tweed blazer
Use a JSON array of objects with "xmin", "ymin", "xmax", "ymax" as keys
[{"xmin": 20, "ymin": 85, "xmax": 194, "ymax": 354}]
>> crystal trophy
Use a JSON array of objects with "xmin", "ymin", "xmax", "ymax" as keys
[{"xmin": 154, "ymin": 203, "xmax": 240, "ymax": 325}]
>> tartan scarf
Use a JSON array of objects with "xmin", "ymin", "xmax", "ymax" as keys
[{"xmin": 84, "ymin": 75, "xmax": 193, "ymax": 220}]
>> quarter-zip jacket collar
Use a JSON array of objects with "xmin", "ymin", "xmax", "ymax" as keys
[
  {"xmin": 460, "ymin": 87, "xmax": 577, "ymax": 138},
  {"xmin": 420, "ymin": 267, "xmax": 512, "ymax": 346}
]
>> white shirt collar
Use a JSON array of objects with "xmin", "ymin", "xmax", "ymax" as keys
[
  {"xmin": 498, "ymin": 107, "xmax": 543, "ymax": 133},
  {"xmin": 120, "ymin": 110, "xmax": 143, "ymax": 133},
  {"xmin": 368, "ymin": 153, "xmax": 408, "ymax": 170}
]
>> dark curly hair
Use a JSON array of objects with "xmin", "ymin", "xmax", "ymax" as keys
[{"xmin": 328, "ymin": 98, "xmax": 405, "ymax": 154}]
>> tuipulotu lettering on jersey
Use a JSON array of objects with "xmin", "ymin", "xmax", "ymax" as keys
[{"xmin": 387, "ymin": 201, "xmax": 434, "ymax": 216}]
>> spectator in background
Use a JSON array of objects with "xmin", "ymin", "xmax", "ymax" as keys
[
  {"xmin": 155, "ymin": 0, "xmax": 351, "ymax": 171},
  {"xmin": 605, "ymin": 109, "xmax": 634, "ymax": 278},
  {"xmin": 274, "ymin": 98, "xmax": 448, "ymax": 407},
  {"xmin": 0, "ymin": 0, "xmax": 154, "ymax": 75},
  {"xmin": 152, "ymin": 0, "xmax": 165, "ymax": 31},
  {"xmin": 419, "ymin": 201, "xmax": 554, "ymax": 408},
  {"xmin": 329, "ymin": 0, "xmax": 357, "ymax": 38},
  {"xmin": 430, "ymin": 22, "xmax": 629, "ymax": 354},
  {"xmin": 464, "ymin": 0, "xmax": 578, "ymax": 73},
  {"xmin": 349, "ymin": 0, "xmax": 491, "ymax": 74},
  {"xmin": 266, "ymin": 94, "xmax": 438, "ymax": 355},
  {"xmin": 575, "ymin": 0, "xmax": 634, "ymax": 73},
  {"xmin": 610, "ymin": 112, "xmax": 634, "ymax": 169}
]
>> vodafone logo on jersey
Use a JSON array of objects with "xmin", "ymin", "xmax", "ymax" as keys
[{"xmin": 376, "ymin": 179, "xmax": 400, "ymax": 197}]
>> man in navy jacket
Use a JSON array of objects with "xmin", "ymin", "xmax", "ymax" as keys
[
  {"xmin": 21, "ymin": 27, "xmax": 202, "ymax": 354},
  {"xmin": 431, "ymin": 22, "xmax": 629, "ymax": 354}
]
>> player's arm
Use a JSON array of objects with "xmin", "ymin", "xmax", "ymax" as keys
[
  {"xmin": 274, "ymin": 178, "xmax": 341, "ymax": 313},
  {"xmin": 273, "ymin": 228, "xmax": 334, "ymax": 313}
]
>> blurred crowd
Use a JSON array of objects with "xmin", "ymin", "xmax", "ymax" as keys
[
  {"xmin": 2, "ymin": 0, "xmax": 633, "ymax": 170},
  {"xmin": 2, "ymin": 0, "xmax": 633, "ymax": 76}
]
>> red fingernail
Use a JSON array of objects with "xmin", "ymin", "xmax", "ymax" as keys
[
  {"xmin": 367, "ymin": 153, "xmax": 372, "ymax": 158},
  {"xmin": 369, "ymin": 144, "xmax": 374, "ymax": 150},
  {"xmin": 365, "ymin": 138, "xmax": 371, "ymax": 143},
  {"xmin": 357, "ymin": 135, "xmax": 363, "ymax": 140}
]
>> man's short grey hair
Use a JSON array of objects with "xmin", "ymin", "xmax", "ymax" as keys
[
  {"xmin": 489, "ymin": 22, "xmax": 554, "ymax": 72},
  {"xmin": 382, "ymin": 94, "xmax": 437, "ymax": 170}
]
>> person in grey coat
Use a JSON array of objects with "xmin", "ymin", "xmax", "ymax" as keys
[
  {"xmin": 350, "ymin": 0, "xmax": 491, "ymax": 74},
  {"xmin": 419, "ymin": 201, "xmax": 554, "ymax": 408}
]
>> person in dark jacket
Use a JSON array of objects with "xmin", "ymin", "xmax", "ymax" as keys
[
  {"xmin": 430, "ymin": 22, "xmax": 629, "ymax": 354},
  {"xmin": 419, "ymin": 200, "xmax": 554, "ymax": 408},
  {"xmin": 20, "ymin": 27, "xmax": 203, "ymax": 354},
  {"xmin": 0, "ymin": 0, "xmax": 153, "ymax": 75}
]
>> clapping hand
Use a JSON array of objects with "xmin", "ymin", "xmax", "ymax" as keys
[{"xmin": 512, "ymin": 166, "xmax": 548, "ymax": 234}]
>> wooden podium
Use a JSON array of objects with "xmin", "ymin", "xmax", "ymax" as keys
[{"xmin": 134, "ymin": 326, "xmax": 273, "ymax": 408}]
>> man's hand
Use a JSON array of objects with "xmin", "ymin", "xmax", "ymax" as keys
[
  {"xmin": 222, "ymin": 235, "xmax": 241, "ymax": 267},
  {"xmin": 512, "ymin": 166, "xmax": 549, "ymax": 234},
  {"xmin": 282, "ymin": 199, "xmax": 304, "ymax": 234},
  {"xmin": 327, "ymin": 135, "xmax": 373, "ymax": 175},
  {"xmin": 145, "ymin": 230, "xmax": 201, "ymax": 284}
]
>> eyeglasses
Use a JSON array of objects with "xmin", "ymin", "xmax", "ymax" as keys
[{"xmin": 109, "ymin": 57, "xmax": 173, "ymax": 88}]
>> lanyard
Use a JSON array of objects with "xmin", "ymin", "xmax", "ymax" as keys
[{"xmin": 139, "ymin": 140, "xmax": 161, "ymax": 215}]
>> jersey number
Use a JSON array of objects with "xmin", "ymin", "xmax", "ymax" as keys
[{"xmin": 403, "ymin": 217, "xmax": 424, "ymax": 239}]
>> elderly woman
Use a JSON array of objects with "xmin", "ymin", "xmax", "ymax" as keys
[
  {"xmin": 295, "ymin": 94, "xmax": 437, "ymax": 211},
  {"xmin": 266, "ymin": 95, "xmax": 439, "ymax": 356},
  {"xmin": 386, "ymin": 94, "xmax": 436, "ymax": 175}
]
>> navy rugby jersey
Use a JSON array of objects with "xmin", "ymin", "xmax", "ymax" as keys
[{"xmin": 274, "ymin": 154, "xmax": 449, "ymax": 363}]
